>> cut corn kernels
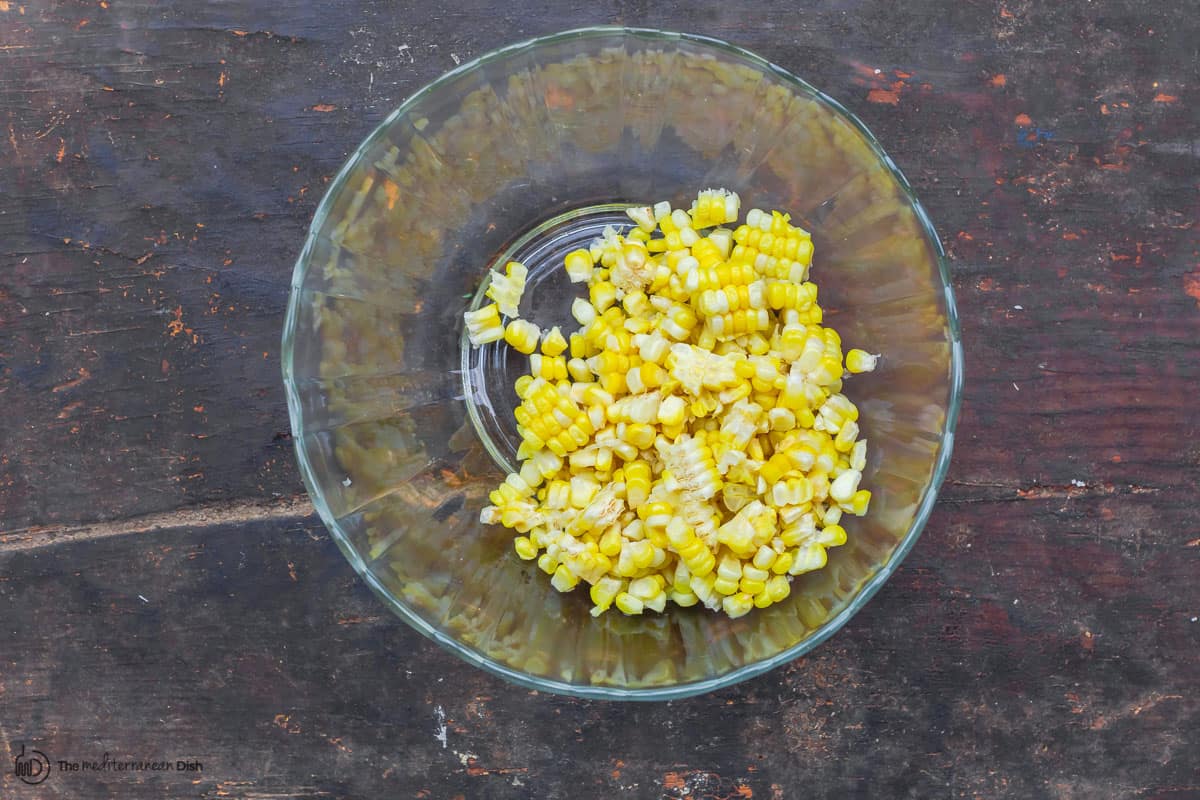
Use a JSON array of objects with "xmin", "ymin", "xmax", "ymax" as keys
[
  {"xmin": 464, "ymin": 303, "xmax": 505, "ymax": 345},
  {"xmin": 846, "ymin": 348, "xmax": 879, "ymax": 373},
  {"xmin": 541, "ymin": 326, "xmax": 568, "ymax": 357},
  {"xmin": 504, "ymin": 319, "xmax": 541, "ymax": 355},
  {"xmin": 485, "ymin": 260, "xmax": 528, "ymax": 317},
  {"xmin": 481, "ymin": 189, "xmax": 875, "ymax": 618},
  {"xmin": 564, "ymin": 248, "xmax": 595, "ymax": 283}
]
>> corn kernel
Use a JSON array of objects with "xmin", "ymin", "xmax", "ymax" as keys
[
  {"xmin": 722, "ymin": 592, "xmax": 755, "ymax": 618},
  {"xmin": 622, "ymin": 423, "xmax": 657, "ymax": 451},
  {"xmin": 551, "ymin": 564, "xmax": 580, "ymax": 592},
  {"xmin": 848, "ymin": 489, "xmax": 872, "ymax": 516},
  {"xmin": 615, "ymin": 592, "xmax": 644, "ymax": 615},
  {"xmin": 541, "ymin": 326, "xmax": 568, "ymax": 357},
  {"xmin": 590, "ymin": 280, "xmax": 617, "ymax": 312},
  {"xmin": 626, "ymin": 205, "xmax": 656, "ymax": 232},
  {"xmin": 571, "ymin": 297, "xmax": 597, "ymax": 326},
  {"xmin": 565, "ymin": 248, "xmax": 594, "ymax": 283},
  {"xmin": 485, "ymin": 261, "xmax": 528, "ymax": 317},
  {"xmin": 463, "ymin": 303, "xmax": 505, "ymax": 345},
  {"xmin": 829, "ymin": 469, "xmax": 862, "ymax": 503},
  {"xmin": 846, "ymin": 348, "xmax": 879, "ymax": 373},
  {"xmin": 504, "ymin": 319, "xmax": 541, "ymax": 355}
]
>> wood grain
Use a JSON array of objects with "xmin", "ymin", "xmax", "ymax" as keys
[
  {"xmin": 1, "ymin": 0, "xmax": 1197, "ymax": 797},
  {"xmin": 0, "ymin": 512, "xmax": 1195, "ymax": 799}
]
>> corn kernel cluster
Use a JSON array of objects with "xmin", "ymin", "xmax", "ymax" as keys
[{"xmin": 468, "ymin": 188, "xmax": 879, "ymax": 619}]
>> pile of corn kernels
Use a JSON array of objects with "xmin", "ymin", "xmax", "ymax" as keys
[{"xmin": 465, "ymin": 189, "xmax": 878, "ymax": 619}]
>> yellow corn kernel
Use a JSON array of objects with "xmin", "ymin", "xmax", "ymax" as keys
[
  {"xmin": 540, "ymin": 325, "xmax": 568, "ymax": 357},
  {"xmin": 850, "ymin": 439, "xmax": 867, "ymax": 472},
  {"xmin": 833, "ymin": 419, "xmax": 860, "ymax": 453},
  {"xmin": 504, "ymin": 319, "xmax": 541, "ymax": 355},
  {"xmin": 660, "ymin": 304, "xmax": 698, "ymax": 341},
  {"xmin": 751, "ymin": 544, "xmax": 777, "ymax": 570},
  {"xmin": 537, "ymin": 553, "xmax": 558, "ymax": 575},
  {"xmin": 713, "ymin": 575, "xmax": 739, "ymax": 596},
  {"xmin": 590, "ymin": 280, "xmax": 618, "ymax": 312},
  {"xmin": 569, "ymin": 332, "xmax": 588, "ymax": 360},
  {"xmin": 560, "ymin": 358, "xmax": 588, "ymax": 383},
  {"xmin": 484, "ymin": 260, "xmax": 528, "ymax": 317},
  {"xmin": 626, "ymin": 205, "xmax": 656, "ymax": 232},
  {"xmin": 564, "ymin": 248, "xmax": 594, "ymax": 283},
  {"xmin": 822, "ymin": 393, "xmax": 859, "ymax": 424},
  {"xmin": 846, "ymin": 349, "xmax": 878, "ymax": 374},
  {"xmin": 621, "ymin": 423, "xmax": 657, "ymax": 451},
  {"xmin": 671, "ymin": 590, "xmax": 699, "ymax": 607},
  {"xmin": 759, "ymin": 453, "xmax": 793, "ymax": 485},
  {"xmin": 638, "ymin": 361, "xmax": 668, "ymax": 389},
  {"xmin": 788, "ymin": 543, "xmax": 827, "ymax": 575},
  {"xmin": 690, "ymin": 239, "xmax": 722, "ymax": 271},
  {"xmin": 463, "ymin": 303, "xmax": 505, "ymax": 345},
  {"xmin": 739, "ymin": 576, "xmax": 767, "ymax": 596},
  {"xmin": 598, "ymin": 526, "xmax": 623, "ymax": 557},
  {"xmin": 722, "ymin": 592, "xmax": 754, "ymax": 618},
  {"xmin": 588, "ymin": 576, "xmax": 622, "ymax": 615},
  {"xmin": 513, "ymin": 536, "xmax": 538, "ymax": 560},
  {"xmin": 829, "ymin": 469, "xmax": 862, "ymax": 504},
  {"xmin": 768, "ymin": 407, "xmax": 796, "ymax": 432},
  {"xmin": 764, "ymin": 280, "xmax": 808, "ymax": 311},
  {"xmin": 514, "ymin": 374, "xmax": 535, "ymax": 399},
  {"xmin": 570, "ymin": 474, "xmax": 600, "ymax": 508},
  {"xmin": 624, "ymin": 460, "xmax": 652, "ymax": 508},
  {"xmin": 848, "ymin": 489, "xmax": 872, "ymax": 516},
  {"xmin": 571, "ymin": 297, "xmax": 597, "ymax": 326},
  {"xmin": 817, "ymin": 524, "xmax": 848, "ymax": 547},
  {"xmin": 628, "ymin": 575, "xmax": 664, "ymax": 601},
  {"xmin": 622, "ymin": 289, "xmax": 650, "ymax": 316},
  {"xmin": 656, "ymin": 394, "xmax": 687, "ymax": 427},
  {"xmin": 614, "ymin": 592, "xmax": 644, "ymax": 615},
  {"xmin": 594, "ymin": 447, "xmax": 613, "ymax": 474},
  {"xmin": 632, "ymin": 539, "xmax": 656, "ymax": 569},
  {"xmin": 551, "ymin": 564, "xmax": 580, "ymax": 592}
]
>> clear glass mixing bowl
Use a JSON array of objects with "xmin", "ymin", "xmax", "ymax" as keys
[{"xmin": 281, "ymin": 27, "xmax": 963, "ymax": 699}]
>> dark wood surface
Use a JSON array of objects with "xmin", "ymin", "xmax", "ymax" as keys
[{"xmin": 2, "ymin": 1, "xmax": 1197, "ymax": 798}]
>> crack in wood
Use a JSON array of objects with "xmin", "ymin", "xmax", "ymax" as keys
[{"xmin": 0, "ymin": 495, "xmax": 315, "ymax": 552}]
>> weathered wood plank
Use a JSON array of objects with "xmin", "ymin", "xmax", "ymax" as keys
[{"xmin": 0, "ymin": 507, "xmax": 1194, "ymax": 799}]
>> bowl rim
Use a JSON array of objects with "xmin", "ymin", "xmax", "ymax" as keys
[{"xmin": 281, "ymin": 25, "xmax": 965, "ymax": 701}]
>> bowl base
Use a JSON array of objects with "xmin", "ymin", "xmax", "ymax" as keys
[{"xmin": 462, "ymin": 203, "xmax": 635, "ymax": 475}]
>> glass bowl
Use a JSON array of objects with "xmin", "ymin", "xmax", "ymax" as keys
[{"xmin": 281, "ymin": 27, "xmax": 963, "ymax": 700}]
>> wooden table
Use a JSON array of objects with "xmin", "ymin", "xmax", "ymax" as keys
[{"xmin": 2, "ymin": 2, "xmax": 1197, "ymax": 797}]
